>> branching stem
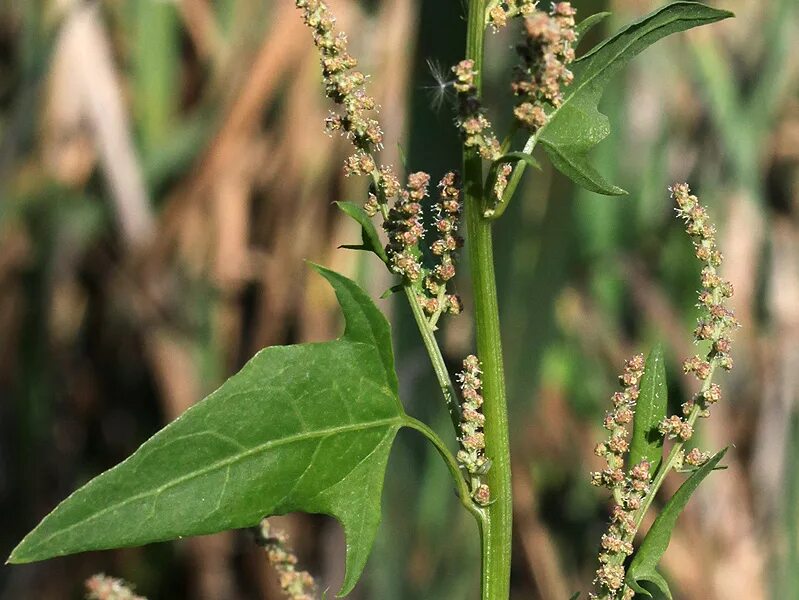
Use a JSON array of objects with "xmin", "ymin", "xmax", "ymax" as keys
[
  {"xmin": 406, "ymin": 417, "xmax": 486, "ymax": 523},
  {"xmin": 403, "ymin": 285, "xmax": 462, "ymax": 433}
]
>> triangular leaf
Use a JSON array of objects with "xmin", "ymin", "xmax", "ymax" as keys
[
  {"xmin": 540, "ymin": 142, "xmax": 626, "ymax": 195},
  {"xmin": 626, "ymin": 447, "xmax": 728, "ymax": 596},
  {"xmin": 336, "ymin": 201, "xmax": 388, "ymax": 263},
  {"xmin": 9, "ymin": 265, "xmax": 406, "ymax": 597},
  {"xmin": 629, "ymin": 344, "xmax": 668, "ymax": 474},
  {"xmin": 539, "ymin": 2, "xmax": 733, "ymax": 195}
]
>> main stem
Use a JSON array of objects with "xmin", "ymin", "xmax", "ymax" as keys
[{"xmin": 464, "ymin": 2, "xmax": 513, "ymax": 598}]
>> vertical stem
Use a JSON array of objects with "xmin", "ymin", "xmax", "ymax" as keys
[{"xmin": 464, "ymin": 2, "xmax": 513, "ymax": 598}]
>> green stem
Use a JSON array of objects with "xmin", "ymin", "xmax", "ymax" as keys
[
  {"xmin": 631, "ymin": 364, "xmax": 716, "ymax": 533},
  {"xmin": 405, "ymin": 416, "xmax": 486, "ymax": 522},
  {"xmin": 465, "ymin": 2, "xmax": 513, "ymax": 598},
  {"xmin": 403, "ymin": 285, "xmax": 462, "ymax": 433},
  {"xmin": 489, "ymin": 134, "xmax": 536, "ymax": 220}
]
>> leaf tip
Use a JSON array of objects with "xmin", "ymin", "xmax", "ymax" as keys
[
  {"xmin": 6, "ymin": 540, "xmax": 32, "ymax": 565},
  {"xmin": 306, "ymin": 260, "xmax": 327, "ymax": 275}
]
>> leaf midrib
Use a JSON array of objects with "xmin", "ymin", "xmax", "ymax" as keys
[{"xmin": 15, "ymin": 416, "xmax": 404, "ymax": 557}]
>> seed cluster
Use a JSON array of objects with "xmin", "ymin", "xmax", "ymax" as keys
[
  {"xmin": 452, "ymin": 59, "xmax": 501, "ymax": 161},
  {"xmin": 487, "ymin": 0, "xmax": 539, "ymax": 32},
  {"xmin": 657, "ymin": 183, "xmax": 738, "ymax": 449},
  {"xmin": 512, "ymin": 2, "xmax": 577, "ymax": 132},
  {"xmin": 589, "ymin": 355, "xmax": 652, "ymax": 600},
  {"xmin": 257, "ymin": 520, "xmax": 316, "ymax": 600},
  {"xmin": 456, "ymin": 355, "xmax": 491, "ymax": 506}
]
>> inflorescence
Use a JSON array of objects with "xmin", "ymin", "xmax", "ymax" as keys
[
  {"xmin": 256, "ymin": 520, "xmax": 317, "ymax": 600},
  {"xmin": 512, "ymin": 2, "xmax": 577, "ymax": 132},
  {"xmin": 487, "ymin": 0, "xmax": 540, "ymax": 32},
  {"xmin": 457, "ymin": 355, "xmax": 491, "ymax": 506},
  {"xmin": 452, "ymin": 59, "xmax": 502, "ymax": 161},
  {"xmin": 296, "ymin": 0, "xmax": 382, "ymax": 155},
  {"xmin": 589, "ymin": 185, "xmax": 737, "ymax": 600},
  {"xmin": 296, "ymin": 0, "xmax": 463, "ymax": 327},
  {"xmin": 384, "ymin": 171, "xmax": 429, "ymax": 283},
  {"xmin": 659, "ymin": 183, "xmax": 737, "ymax": 450},
  {"xmin": 422, "ymin": 173, "xmax": 464, "ymax": 320},
  {"xmin": 590, "ymin": 355, "xmax": 647, "ymax": 599}
]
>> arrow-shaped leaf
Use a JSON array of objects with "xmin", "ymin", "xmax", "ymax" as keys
[
  {"xmin": 626, "ymin": 447, "xmax": 728, "ymax": 598},
  {"xmin": 9, "ymin": 265, "xmax": 406, "ymax": 596},
  {"xmin": 538, "ymin": 2, "xmax": 733, "ymax": 195},
  {"xmin": 629, "ymin": 344, "xmax": 668, "ymax": 474}
]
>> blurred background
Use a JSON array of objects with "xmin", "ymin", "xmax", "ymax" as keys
[{"xmin": 0, "ymin": 0, "xmax": 797, "ymax": 598}]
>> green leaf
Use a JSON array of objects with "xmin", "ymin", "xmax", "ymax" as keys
[
  {"xmin": 9, "ymin": 265, "xmax": 406, "ymax": 596},
  {"xmin": 539, "ymin": 2, "xmax": 733, "ymax": 195},
  {"xmin": 336, "ymin": 201, "xmax": 388, "ymax": 263},
  {"xmin": 397, "ymin": 142, "xmax": 409, "ymax": 170},
  {"xmin": 575, "ymin": 11, "xmax": 611, "ymax": 40},
  {"xmin": 629, "ymin": 344, "xmax": 668, "ymax": 474},
  {"xmin": 626, "ymin": 447, "xmax": 729, "ymax": 598},
  {"xmin": 569, "ymin": 593, "xmax": 581, "ymax": 600},
  {"xmin": 627, "ymin": 569, "xmax": 672, "ymax": 599}
]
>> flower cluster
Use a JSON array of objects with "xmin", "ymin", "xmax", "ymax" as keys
[
  {"xmin": 85, "ymin": 575, "xmax": 146, "ymax": 600},
  {"xmin": 512, "ymin": 2, "xmax": 577, "ymax": 132},
  {"xmin": 456, "ymin": 355, "xmax": 491, "ymax": 506},
  {"xmin": 588, "ymin": 186, "xmax": 736, "ymax": 600},
  {"xmin": 256, "ymin": 520, "xmax": 317, "ymax": 600},
  {"xmin": 487, "ymin": 0, "xmax": 539, "ymax": 32},
  {"xmin": 295, "ymin": 0, "xmax": 404, "ymax": 218},
  {"xmin": 657, "ymin": 183, "xmax": 738, "ymax": 448},
  {"xmin": 590, "ymin": 355, "xmax": 650, "ymax": 600},
  {"xmin": 420, "ymin": 173, "xmax": 464, "ymax": 320},
  {"xmin": 384, "ymin": 172, "xmax": 428, "ymax": 282},
  {"xmin": 296, "ymin": 0, "xmax": 382, "ymax": 159},
  {"xmin": 452, "ymin": 60, "xmax": 501, "ymax": 161},
  {"xmin": 492, "ymin": 163, "xmax": 514, "ymax": 205},
  {"xmin": 591, "ymin": 355, "xmax": 644, "ymax": 491},
  {"xmin": 297, "ymin": 0, "xmax": 464, "ymax": 326}
]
